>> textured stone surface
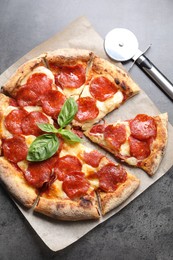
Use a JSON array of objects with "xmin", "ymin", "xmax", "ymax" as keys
[{"xmin": 0, "ymin": 0, "xmax": 173, "ymax": 259}]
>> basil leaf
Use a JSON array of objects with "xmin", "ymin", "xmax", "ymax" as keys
[
  {"xmin": 59, "ymin": 129, "xmax": 82, "ymax": 143},
  {"xmin": 58, "ymin": 97, "xmax": 78, "ymax": 128},
  {"xmin": 27, "ymin": 134, "xmax": 59, "ymax": 162},
  {"xmin": 37, "ymin": 123, "xmax": 58, "ymax": 133}
]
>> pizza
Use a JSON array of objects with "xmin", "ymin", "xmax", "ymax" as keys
[
  {"xmin": 0, "ymin": 48, "xmax": 167, "ymax": 221},
  {"xmin": 84, "ymin": 113, "xmax": 168, "ymax": 175},
  {"xmin": 0, "ymin": 94, "xmax": 139, "ymax": 221}
]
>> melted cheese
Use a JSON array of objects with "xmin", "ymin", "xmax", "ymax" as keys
[
  {"xmin": 1, "ymin": 106, "xmax": 18, "ymax": 138},
  {"xmin": 59, "ymin": 142, "xmax": 84, "ymax": 157},
  {"xmin": 49, "ymin": 180, "xmax": 68, "ymax": 199},
  {"xmin": 24, "ymin": 106, "xmax": 42, "ymax": 113},
  {"xmin": 82, "ymin": 163, "xmax": 95, "ymax": 177},
  {"xmin": 25, "ymin": 135, "xmax": 36, "ymax": 148},
  {"xmin": 125, "ymin": 157, "xmax": 138, "ymax": 166},
  {"xmin": 20, "ymin": 66, "xmax": 55, "ymax": 85},
  {"xmin": 17, "ymin": 160, "xmax": 28, "ymax": 172},
  {"xmin": 61, "ymin": 84, "xmax": 85, "ymax": 100},
  {"xmin": 88, "ymin": 178, "xmax": 99, "ymax": 191}
]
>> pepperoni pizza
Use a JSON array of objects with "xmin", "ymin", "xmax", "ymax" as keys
[
  {"xmin": 0, "ymin": 48, "xmax": 167, "ymax": 221},
  {"xmin": 84, "ymin": 113, "xmax": 168, "ymax": 175}
]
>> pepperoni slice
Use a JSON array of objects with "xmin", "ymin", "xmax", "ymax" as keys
[
  {"xmin": 62, "ymin": 171, "xmax": 90, "ymax": 199},
  {"xmin": 16, "ymin": 73, "xmax": 53, "ymax": 107},
  {"xmin": 83, "ymin": 150, "xmax": 104, "ymax": 168},
  {"xmin": 21, "ymin": 111, "xmax": 49, "ymax": 136},
  {"xmin": 97, "ymin": 163, "xmax": 127, "ymax": 192},
  {"xmin": 24, "ymin": 160, "xmax": 56, "ymax": 189},
  {"xmin": 41, "ymin": 90, "xmax": 66, "ymax": 119},
  {"xmin": 16, "ymin": 87, "xmax": 39, "ymax": 107},
  {"xmin": 104, "ymin": 124, "xmax": 126, "ymax": 150},
  {"xmin": 54, "ymin": 155, "xmax": 82, "ymax": 181},
  {"xmin": 89, "ymin": 124, "xmax": 105, "ymax": 134},
  {"xmin": 89, "ymin": 76, "xmax": 117, "ymax": 102},
  {"xmin": 129, "ymin": 136, "xmax": 151, "ymax": 160},
  {"xmin": 5, "ymin": 109, "xmax": 29, "ymax": 135},
  {"xmin": 26, "ymin": 73, "xmax": 53, "ymax": 94},
  {"xmin": 9, "ymin": 98, "xmax": 18, "ymax": 107},
  {"xmin": 130, "ymin": 114, "xmax": 157, "ymax": 140},
  {"xmin": 55, "ymin": 64, "xmax": 86, "ymax": 89},
  {"xmin": 2, "ymin": 136, "xmax": 28, "ymax": 163},
  {"xmin": 75, "ymin": 97, "xmax": 99, "ymax": 122}
]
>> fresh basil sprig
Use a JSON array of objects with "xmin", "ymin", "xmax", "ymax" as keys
[
  {"xmin": 37, "ymin": 123, "xmax": 58, "ymax": 133},
  {"xmin": 27, "ymin": 134, "xmax": 59, "ymax": 162},
  {"xmin": 27, "ymin": 97, "xmax": 81, "ymax": 162},
  {"xmin": 58, "ymin": 129, "xmax": 82, "ymax": 143},
  {"xmin": 58, "ymin": 97, "xmax": 78, "ymax": 128}
]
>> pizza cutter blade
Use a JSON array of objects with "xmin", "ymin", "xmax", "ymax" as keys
[{"xmin": 104, "ymin": 28, "xmax": 173, "ymax": 100}]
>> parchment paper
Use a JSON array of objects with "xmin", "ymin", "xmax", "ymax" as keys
[{"xmin": 0, "ymin": 17, "xmax": 173, "ymax": 251}]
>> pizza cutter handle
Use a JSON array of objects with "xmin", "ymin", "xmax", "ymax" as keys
[{"xmin": 135, "ymin": 54, "xmax": 173, "ymax": 100}]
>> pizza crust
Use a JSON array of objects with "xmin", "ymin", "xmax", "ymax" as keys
[
  {"xmin": 3, "ymin": 55, "xmax": 46, "ymax": 96},
  {"xmin": 45, "ymin": 48, "xmax": 94, "ymax": 65},
  {"xmin": 0, "ymin": 94, "xmax": 9, "ymax": 140},
  {"xmin": 0, "ymin": 94, "xmax": 13, "ymax": 142},
  {"xmin": 0, "ymin": 157, "xmax": 38, "ymax": 208},
  {"xmin": 35, "ymin": 193, "xmax": 100, "ymax": 221},
  {"xmin": 139, "ymin": 113, "xmax": 168, "ymax": 175},
  {"xmin": 98, "ymin": 173, "xmax": 140, "ymax": 215},
  {"xmin": 90, "ymin": 56, "xmax": 140, "ymax": 97}
]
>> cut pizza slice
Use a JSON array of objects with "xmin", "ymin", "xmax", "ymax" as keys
[
  {"xmin": 0, "ymin": 93, "xmax": 58, "ymax": 208},
  {"xmin": 73, "ymin": 55, "xmax": 140, "ymax": 129},
  {"xmin": 34, "ymin": 142, "xmax": 140, "ymax": 220},
  {"xmin": 3, "ymin": 57, "xmax": 67, "ymax": 120},
  {"xmin": 44, "ymin": 48, "xmax": 93, "ymax": 100},
  {"xmin": 84, "ymin": 113, "xmax": 168, "ymax": 175},
  {"xmin": 3, "ymin": 54, "xmax": 47, "ymax": 97}
]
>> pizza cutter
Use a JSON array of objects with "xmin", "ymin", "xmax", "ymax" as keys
[{"xmin": 104, "ymin": 28, "xmax": 173, "ymax": 100}]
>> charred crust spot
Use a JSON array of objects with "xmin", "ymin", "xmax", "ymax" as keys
[
  {"xmin": 1, "ymin": 86, "xmax": 4, "ymax": 93},
  {"xmin": 56, "ymin": 203, "xmax": 65, "ymax": 210},
  {"xmin": 120, "ymin": 82, "xmax": 127, "ymax": 91},
  {"xmin": 127, "ymin": 91, "xmax": 133, "ymax": 97},
  {"xmin": 79, "ymin": 197, "xmax": 92, "ymax": 208},
  {"xmin": 114, "ymin": 78, "xmax": 120, "ymax": 85},
  {"xmin": 42, "ymin": 57, "xmax": 50, "ymax": 69}
]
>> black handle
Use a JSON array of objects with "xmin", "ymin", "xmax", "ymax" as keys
[{"xmin": 135, "ymin": 54, "xmax": 173, "ymax": 100}]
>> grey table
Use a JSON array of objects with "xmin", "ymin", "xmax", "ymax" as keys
[{"xmin": 0, "ymin": 1, "xmax": 172, "ymax": 259}]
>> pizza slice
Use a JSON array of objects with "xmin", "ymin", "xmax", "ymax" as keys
[
  {"xmin": 84, "ymin": 113, "xmax": 168, "ymax": 175},
  {"xmin": 73, "ymin": 55, "xmax": 140, "ymax": 129},
  {"xmin": 3, "ymin": 54, "xmax": 47, "ymax": 97},
  {"xmin": 0, "ymin": 93, "xmax": 56, "ymax": 208},
  {"xmin": 3, "ymin": 56, "xmax": 67, "ymax": 120},
  {"xmin": 44, "ymin": 48, "xmax": 93, "ymax": 99},
  {"xmin": 34, "ymin": 142, "xmax": 140, "ymax": 219}
]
